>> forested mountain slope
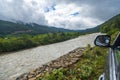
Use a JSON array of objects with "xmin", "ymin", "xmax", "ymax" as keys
[
  {"xmin": 100, "ymin": 14, "xmax": 120, "ymax": 34},
  {"xmin": 0, "ymin": 20, "xmax": 101, "ymax": 36},
  {"xmin": 0, "ymin": 20, "xmax": 74, "ymax": 36}
]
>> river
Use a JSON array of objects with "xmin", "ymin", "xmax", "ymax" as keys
[{"xmin": 0, "ymin": 33, "xmax": 100, "ymax": 80}]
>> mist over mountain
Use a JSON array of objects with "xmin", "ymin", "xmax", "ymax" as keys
[
  {"xmin": 0, "ymin": 20, "xmax": 75, "ymax": 36},
  {"xmin": 0, "ymin": 0, "xmax": 120, "ymax": 30},
  {"xmin": 0, "ymin": 19, "xmax": 101, "ymax": 36},
  {"xmin": 1, "ymin": 13, "xmax": 120, "ymax": 36}
]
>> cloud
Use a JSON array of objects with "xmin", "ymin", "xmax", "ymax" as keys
[
  {"xmin": 44, "ymin": 4, "xmax": 56, "ymax": 13},
  {"xmin": 71, "ymin": 12, "xmax": 79, "ymax": 16},
  {"xmin": 0, "ymin": 0, "xmax": 48, "ymax": 25},
  {"xmin": 45, "ymin": 3, "xmax": 102, "ymax": 29},
  {"xmin": 0, "ymin": 0, "xmax": 120, "ymax": 30},
  {"xmin": 74, "ymin": 0, "xmax": 120, "ymax": 21}
]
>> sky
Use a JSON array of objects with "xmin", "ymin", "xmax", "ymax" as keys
[{"xmin": 0, "ymin": 0, "xmax": 120, "ymax": 30}]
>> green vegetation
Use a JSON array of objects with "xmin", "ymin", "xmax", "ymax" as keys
[
  {"xmin": 0, "ymin": 18, "xmax": 101, "ymax": 53},
  {"xmin": 78, "ymin": 26, "xmax": 101, "ymax": 34},
  {"xmin": 0, "ymin": 18, "xmax": 101, "ymax": 52},
  {"xmin": 36, "ymin": 45, "xmax": 107, "ymax": 80},
  {"xmin": 0, "ymin": 20, "xmax": 75, "ymax": 36},
  {"xmin": 0, "ymin": 32, "xmax": 81, "ymax": 53},
  {"xmin": 100, "ymin": 14, "xmax": 120, "ymax": 35},
  {"xmin": 100, "ymin": 13, "xmax": 120, "ymax": 42},
  {"xmin": 36, "ymin": 14, "xmax": 120, "ymax": 80},
  {"xmin": 0, "ymin": 13, "xmax": 120, "ymax": 79},
  {"xmin": 0, "ymin": 20, "xmax": 100, "ymax": 36}
]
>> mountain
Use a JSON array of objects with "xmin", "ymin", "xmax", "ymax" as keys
[
  {"xmin": 0, "ymin": 20, "xmax": 101, "ymax": 36},
  {"xmin": 100, "ymin": 14, "xmax": 120, "ymax": 34},
  {"xmin": 78, "ymin": 14, "xmax": 120, "ymax": 34},
  {"xmin": 2, "ymin": 13, "xmax": 120, "ymax": 37},
  {"xmin": 77, "ymin": 26, "xmax": 100, "ymax": 34},
  {"xmin": 0, "ymin": 20, "xmax": 74, "ymax": 36}
]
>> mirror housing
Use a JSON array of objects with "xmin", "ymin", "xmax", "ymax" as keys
[{"xmin": 94, "ymin": 35, "xmax": 111, "ymax": 47}]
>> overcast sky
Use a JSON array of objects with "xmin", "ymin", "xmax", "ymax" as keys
[{"xmin": 0, "ymin": 0, "xmax": 120, "ymax": 30}]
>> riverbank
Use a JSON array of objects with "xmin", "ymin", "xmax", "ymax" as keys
[
  {"xmin": 0, "ymin": 33, "xmax": 100, "ymax": 80},
  {"xmin": 17, "ymin": 48, "xmax": 85, "ymax": 80},
  {"xmin": 17, "ymin": 45, "xmax": 106, "ymax": 80}
]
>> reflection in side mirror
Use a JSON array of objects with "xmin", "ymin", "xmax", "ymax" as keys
[{"xmin": 94, "ymin": 35, "xmax": 111, "ymax": 47}]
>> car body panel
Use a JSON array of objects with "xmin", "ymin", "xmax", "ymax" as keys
[{"xmin": 94, "ymin": 32, "xmax": 120, "ymax": 80}]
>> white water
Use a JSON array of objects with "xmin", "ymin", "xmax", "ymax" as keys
[{"xmin": 0, "ymin": 33, "xmax": 100, "ymax": 80}]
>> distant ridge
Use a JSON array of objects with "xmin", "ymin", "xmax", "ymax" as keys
[
  {"xmin": 0, "ymin": 20, "xmax": 101, "ymax": 36},
  {"xmin": 100, "ymin": 14, "xmax": 120, "ymax": 34},
  {"xmin": 77, "ymin": 26, "xmax": 100, "ymax": 34},
  {"xmin": 0, "ymin": 20, "xmax": 74, "ymax": 36}
]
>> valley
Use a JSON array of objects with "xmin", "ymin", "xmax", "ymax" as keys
[{"xmin": 0, "ymin": 33, "xmax": 100, "ymax": 80}]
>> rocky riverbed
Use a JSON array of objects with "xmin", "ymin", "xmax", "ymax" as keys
[
  {"xmin": 17, "ymin": 48, "xmax": 84, "ymax": 80},
  {"xmin": 0, "ymin": 33, "xmax": 100, "ymax": 80}
]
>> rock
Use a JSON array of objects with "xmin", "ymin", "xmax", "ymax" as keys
[
  {"xmin": 17, "ymin": 47, "xmax": 84, "ymax": 80},
  {"xmin": 28, "ymin": 74, "xmax": 34, "ymax": 79},
  {"xmin": 23, "ymin": 74, "xmax": 28, "ymax": 80},
  {"xmin": 29, "ymin": 77, "xmax": 36, "ymax": 80}
]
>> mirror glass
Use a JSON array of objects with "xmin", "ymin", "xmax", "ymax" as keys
[{"xmin": 94, "ymin": 35, "xmax": 111, "ymax": 47}]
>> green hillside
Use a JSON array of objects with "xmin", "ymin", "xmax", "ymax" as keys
[
  {"xmin": 0, "ymin": 32, "xmax": 81, "ymax": 52},
  {"xmin": 0, "ymin": 20, "xmax": 101, "ymax": 37},
  {"xmin": 100, "ymin": 14, "xmax": 120, "ymax": 35},
  {"xmin": 78, "ymin": 26, "xmax": 100, "ymax": 34},
  {"xmin": 36, "ymin": 14, "xmax": 120, "ymax": 80},
  {"xmin": 0, "ymin": 20, "xmax": 74, "ymax": 36},
  {"xmin": 0, "ymin": 19, "xmax": 101, "ymax": 52}
]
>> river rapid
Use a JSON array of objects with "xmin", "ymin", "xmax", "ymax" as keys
[{"xmin": 0, "ymin": 33, "xmax": 100, "ymax": 80}]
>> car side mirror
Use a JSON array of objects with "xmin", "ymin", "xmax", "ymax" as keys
[{"xmin": 94, "ymin": 35, "xmax": 111, "ymax": 47}]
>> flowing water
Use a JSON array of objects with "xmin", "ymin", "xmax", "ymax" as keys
[{"xmin": 0, "ymin": 33, "xmax": 100, "ymax": 80}]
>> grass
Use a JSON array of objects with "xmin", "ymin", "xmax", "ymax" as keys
[{"xmin": 36, "ymin": 44, "xmax": 107, "ymax": 80}]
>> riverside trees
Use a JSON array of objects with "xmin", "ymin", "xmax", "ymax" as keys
[{"xmin": 0, "ymin": 32, "xmax": 81, "ymax": 52}]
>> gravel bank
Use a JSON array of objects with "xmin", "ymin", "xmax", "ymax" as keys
[
  {"xmin": 17, "ymin": 48, "xmax": 85, "ymax": 80},
  {"xmin": 0, "ymin": 33, "xmax": 100, "ymax": 80}
]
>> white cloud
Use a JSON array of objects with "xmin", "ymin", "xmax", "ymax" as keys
[
  {"xmin": 45, "ymin": 4, "xmax": 102, "ymax": 29},
  {"xmin": 0, "ymin": 0, "xmax": 120, "ymax": 30},
  {"xmin": 0, "ymin": 0, "xmax": 48, "ymax": 24}
]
